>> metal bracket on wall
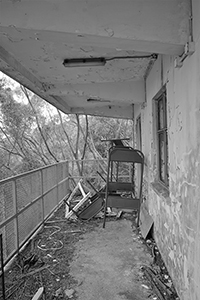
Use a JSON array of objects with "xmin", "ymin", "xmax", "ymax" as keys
[{"xmin": 174, "ymin": 41, "xmax": 195, "ymax": 68}]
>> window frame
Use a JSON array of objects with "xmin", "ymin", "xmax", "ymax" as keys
[
  {"xmin": 154, "ymin": 89, "xmax": 169, "ymax": 187},
  {"xmin": 136, "ymin": 114, "xmax": 142, "ymax": 151}
]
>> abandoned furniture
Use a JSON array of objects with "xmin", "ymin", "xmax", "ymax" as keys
[
  {"xmin": 103, "ymin": 146, "xmax": 144, "ymax": 228},
  {"xmin": 101, "ymin": 138, "xmax": 130, "ymax": 149},
  {"xmin": 65, "ymin": 179, "xmax": 105, "ymax": 221}
]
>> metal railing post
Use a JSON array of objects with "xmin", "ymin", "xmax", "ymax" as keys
[
  {"xmin": 12, "ymin": 179, "xmax": 19, "ymax": 253},
  {"xmin": 41, "ymin": 169, "xmax": 45, "ymax": 223},
  {"xmin": 56, "ymin": 164, "xmax": 59, "ymax": 205},
  {"xmin": 0, "ymin": 234, "xmax": 6, "ymax": 300},
  {"xmin": 66, "ymin": 161, "xmax": 69, "ymax": 192}
]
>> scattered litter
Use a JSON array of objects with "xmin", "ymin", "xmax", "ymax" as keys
[
  {"xmin": 63, "ymin": 230, "xmax": 82, "ymax": 234},
  {"xmin": 142, "ymin": 265, "xmax": 177, "ymax": 300},
  {"xmin": 19, "ymin": 265, "xmax": 50, "ymax": 279},
  {"xmin": 37, "ymin": 225, "xmax": 63, "ymax": 251},
  {"xmin": 55, "ymin": 287, "xmax": 62, "ymax": 297},
  {"xmin": 146, "ymin": 239, "xmax": 152, "ymax": 244},
  {"xmin": 64, "ymin": 288, "xmax": 75, "ymax": 298},
  {"xmin": 141, "ymin": 284, "xmax": 150, "ymax": 289},
  {"xmin": 106, "ymin": 210, "xmax": 117, "ymax": 217},
  {"xmin": 116, "ymin": 210, "xmax": 123, "ymax": 219},
  {"xmin": 37, "ymin": 239, "xmax": 63, "ymax": 251},
  {"xmin": 165, "ymin": 281, "xmax": 172, "ymax": 289}
]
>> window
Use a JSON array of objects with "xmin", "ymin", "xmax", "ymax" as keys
[
  {"xmin": 136, "ymin": 115, "xmax": 142, "ymax": 151},
  {"xmin": 155, "ymin": 90, "xmax": 169, "ymax": 186}
]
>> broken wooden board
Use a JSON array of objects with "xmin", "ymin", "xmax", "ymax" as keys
[
  {"xmin": 65, "ymin": 179, "xmax": 86, "ymax": 217},
  {"xmin": 139, "ymin": 202, "xmax": 154, "ymax": 239},
  {"xmin": 65, "ymin": 192, "xmax": 91, "ymax": 219}
]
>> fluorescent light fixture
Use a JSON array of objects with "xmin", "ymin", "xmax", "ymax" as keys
[
  {"xmin": 63, "ymin": 54, "xmax": 158, "ymax": 68},
  {"xmin": 87, "ymin": 98, "xmax": 111, "ymax": 103},
  {"xmin": 63, "ymin": 57, "xmax": 106, "ymax": 67}
]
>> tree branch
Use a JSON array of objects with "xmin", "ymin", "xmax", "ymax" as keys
[{"xmin": 21, "ymin": 86, "xmax": 59, "ymax": 163}]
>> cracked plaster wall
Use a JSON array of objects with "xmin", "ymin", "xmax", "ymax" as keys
[{"xmin": 137, "ymin": 3, "xmax": 200, "ymax": 299}]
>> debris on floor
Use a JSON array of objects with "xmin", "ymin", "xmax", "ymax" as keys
[
  {"xmin": 64, "ymin": 179, "xmax": 126, "ymax": 223},
  {"xmin": 0, "ymin": 183, "xmax": 180, "ymax": 300},
  {"xmin": 0, "ymin": 204, "xmax": 102, "ymax": 300},
  {"xmin": 64, "ymin": 179, "xmax": 106, "ymax": 221},
  {"xmin": 65, "ymin": 179, "xmax": 91, "ymax": 220},
  {"xmin": 140, "ymin": 237, "xmax": 180, "ymax": 300},
  {"xmin": 31, "ymin": 286, "xmax": 44, "ymax": 300},
  {"xmin": 64, "ymin": 288, "xmax": 75, "ymax": 298}
]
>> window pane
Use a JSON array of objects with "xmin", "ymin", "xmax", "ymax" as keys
[
  {"xmin": 158, "ymin": 132, "xmax": 165, "ymax": 182},
  {"xmin": 165, "ymin": 132, "xmax": 169, "ymax": 184},
  {"xmin": 158, "ymin": 98, "xmax": 164, "ymax": 130}
]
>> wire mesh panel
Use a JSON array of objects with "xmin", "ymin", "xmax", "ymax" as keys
[
  {"xmin": 43, "ymin": 165, "xmax": 57, "ymax": 193},
  {"xmin": 0, "ymin": 181, "xmax": 15, "ymax": 261},
  {"xmin": 16, "ymin": 172, "xmax": 42, "ymax": 211},
  {"xmin": 0, "ymin": 161, "xmax": 69, "ymax": 266},
  {"xmin": 58, "ymin": 178, "xmax": 69, "ymax": 203},
  {"xmin": 5, "ymin": 220, "xmax": 16, "ymax": 258},
  {"xmin": 18, "ymin": 200, "xmax": 43, "ymax": 245},
  {"xmin": 0, "ymin": 181, "xmax": 14, "ymax": 223},
  {"xmin": 57, "ymin": 162, "xmax": 69, "ymax": 202},
  {"xmin": 43, "ymin": 188, "xmax": 57, "ymax": 218},
  {"xmin": 0, "ymin": 228, "xmax": 6, "ymax": 262}
]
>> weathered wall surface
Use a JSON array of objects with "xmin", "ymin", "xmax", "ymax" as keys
[{"xmin": 138, "ymin": 2, "xmax": 200, "ymax": 299}]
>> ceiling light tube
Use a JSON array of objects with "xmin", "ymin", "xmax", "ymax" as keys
[
  {"xmin": 87, "ymin": 98, "xmax": 111, "ymax": 103},
  {"xmin": 63, "ymin": 57, "xmax": 106, "ymax": 67}
]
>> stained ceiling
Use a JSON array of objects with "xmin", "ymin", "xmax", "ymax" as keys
[{"xmin": 0, "ymin": 0, "xmax": 190, "ymax": 118}]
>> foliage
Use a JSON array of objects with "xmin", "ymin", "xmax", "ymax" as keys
[{"xmin": 0, "ymin": 74, "xmax": 133, "ymax": 180}]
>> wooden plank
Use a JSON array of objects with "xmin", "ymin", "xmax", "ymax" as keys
[
  {"xmin": 140, "ymin": 202, "xmax": 154, "ymax": 239},
  {"xmin": 65, "ymin": 180, "xmax": 83, "ymax": 217},
  {"xmin": 78, "ymin": 181, "xmax": 86, "ymax": 197}
]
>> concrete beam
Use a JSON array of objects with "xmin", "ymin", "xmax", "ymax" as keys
[
  {"xmin": 47, "ymin": 81, "xmax": 145, "ymax": 104},
  {"xmin": 0, "ymin": 25, "xmax": 182, "ymax": 57},
  {"xmin": 71, "ymin": 104, "xmax": 134, "ymax": 119},
  {"xmin": 0, "ymin": 0, "xmax": 190, "ymax": 55}
]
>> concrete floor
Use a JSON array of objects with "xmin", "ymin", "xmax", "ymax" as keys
[{"xmin": 70, "ymin": 219, "xmax": 155, "ymax": 300}]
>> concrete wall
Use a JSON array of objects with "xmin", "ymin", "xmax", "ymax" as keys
[{"xmin": 136, "ymin": 2, "xmax": 200, "ymax": 299}]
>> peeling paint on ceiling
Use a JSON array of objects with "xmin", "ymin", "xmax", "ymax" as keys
[{"xmin": 0, "ymin": 0, "xmax": 189, "ymax": 118}]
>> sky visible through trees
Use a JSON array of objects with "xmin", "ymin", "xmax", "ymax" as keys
[{"xmin": 0, "ymin": 72, "xmax": 133, "ymax": 180}]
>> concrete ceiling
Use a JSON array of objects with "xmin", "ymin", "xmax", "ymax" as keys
[{"xmin": 0, "ymin": 0, "xmax": 190, "ymax": 118}]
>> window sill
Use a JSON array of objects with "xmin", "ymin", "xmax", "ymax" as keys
[{"xmin": 150, "ymin": 181, "xmax": 170, "ymax": 201}]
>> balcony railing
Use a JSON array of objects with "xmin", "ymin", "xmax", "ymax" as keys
[
  {"xmin": 0, "ymin": 159, "xmax": 109, "ymax": 267},
  {"xmin": 0, "ymin": 161, "xmax": 69, "ymax": 267}
]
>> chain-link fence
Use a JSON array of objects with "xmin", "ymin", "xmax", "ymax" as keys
[{"xmin": 0, "ymin": 161, "xmax": 69, "ymax": 266}]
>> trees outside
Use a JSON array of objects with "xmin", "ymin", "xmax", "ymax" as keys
[{"xmin": 0, "ymin": 74, "xmax": 133, "ymax": 181}]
